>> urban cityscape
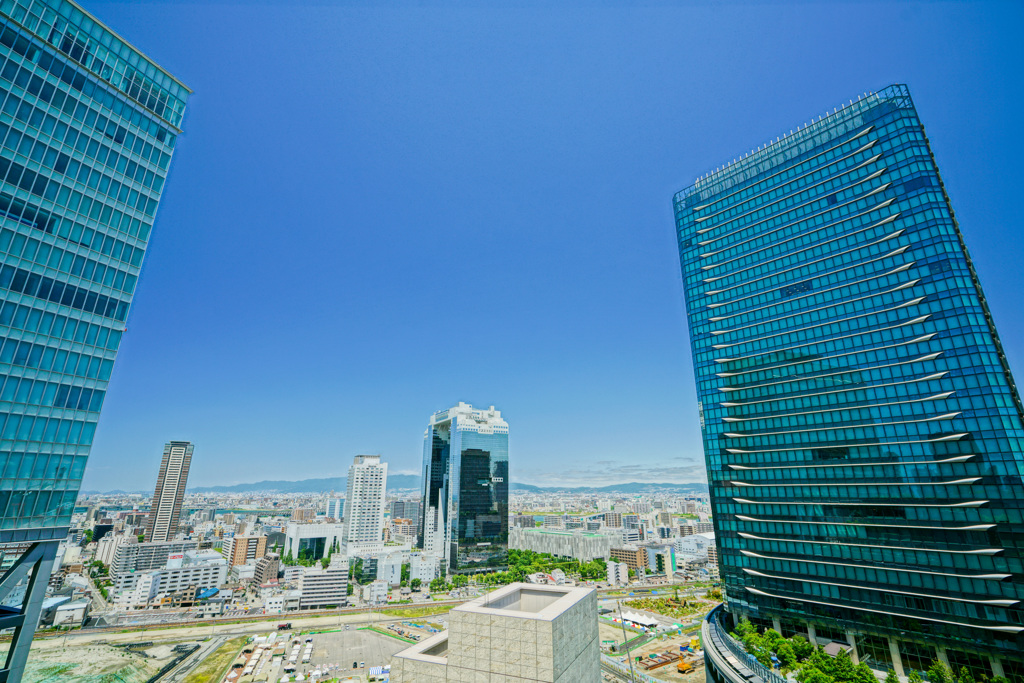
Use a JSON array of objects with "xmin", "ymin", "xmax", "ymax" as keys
[{"xmin": 0, "ymin": 2, "xmax": 1021, "ymax": 683}]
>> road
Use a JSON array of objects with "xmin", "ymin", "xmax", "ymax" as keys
[
  {"xmin": 83, "ymin": 571, "xmax": 111, "ymax": 613},
  {"xmin": 163, "ymin": 636, "xmax": 226, "ymax": 683}
]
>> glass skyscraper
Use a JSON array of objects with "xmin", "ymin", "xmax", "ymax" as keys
[
  {"xmin": 0, "ymin": 1, "xmax": 188, "ymax": 678},
  {"xmin": 674, "ymin": 85, "xmax": 1024, "ymax": 680},
  {"xmin": 419, "ymin": 402, "xmax": 509, "ymax": 573}
]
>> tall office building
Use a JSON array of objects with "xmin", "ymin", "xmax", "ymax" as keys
[
  {"xmin": 419, "ymin": 402, "xmax": 509, "ymax": 573},
  {"xmin": 144, "ymin": 440, "xmax": 193, "ymax": 543},
  {"xmin": 674, "ymin": 85, "xmax": 1024, "ymax": 681},
  {"xmin": 0, "ymin": 2, "xmax": 188, "ymax": 678},
  {"xmin": 343, "ymin": 454, "xmax": 387, "ymax": 551}
]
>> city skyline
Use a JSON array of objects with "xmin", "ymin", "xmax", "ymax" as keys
[
  {"xmin": 72, "ymin": 2, "xmax": 1024, "ymax": 492},
  {"xmin": 3, "ymin": 2, "xmax": 1022, "ymax": 681}
]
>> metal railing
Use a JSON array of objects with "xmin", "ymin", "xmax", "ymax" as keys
[{"xmin": 705, "ymin": 605, "xmax": 788, "ymax": 683}]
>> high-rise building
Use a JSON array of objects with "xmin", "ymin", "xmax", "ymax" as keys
[
  {"xmin": 343, "ymin": 454, "xmax": 387, "ymax": 552},
  {"xmin": 674, "ymin": 85, "xmax": 1024, "ymax": 680},
  {"xmin": 0, "ymin": 1, "xmax": 188, "ymax": 675},
  {"xmin": 144, "ymin": 441, "xmax": 193, "ymax": 542},
  {"xmin": 419, "ymin": 402, "xmax": 509, "ymax": 573}
]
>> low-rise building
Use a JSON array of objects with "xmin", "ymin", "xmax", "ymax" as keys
[
  {"xmin": 606, "ymin": 560, "xmax": 628, "ymax": 586},
  {"xmin": 674, "ymin": 531, "xmax": 714, "ymax": 564},
  {"xmin": 284, "ymin": 522, "xmax": 343, "ymax": 562},
  {"xmin": 609, "ymin": 546, "xmax": 647, "ymax": 574},
  {"xmin": 230, "ymin": 563, "xmax": 257, "ymax": 583},
  {"xmin": 364, "ymin": 579, "xmax": 388, "ymax": 604},
  {"xmin": 223, "ymin": 535, "xmax": 267, "ymax": 567},
  {"xmin": 95, "ymin": 533, "xmax": 130, "ymax": 566},
  {"xmin": 510, "ymin": 527, "xmax": 617, "ymax": 562},
  {"xmin": 110, "ymin": 540, "xmax": 198, "ymax": 579},
  {"xmin": 254, "ymin": 553, "xmax": 280, "ymax": 585},
  {"xmin": 389, "ymin": 583, "xmax": 599, "ymax": 682},
  {"xmin": 113, "ymin": 551, "xmax": 228, "ymax": 610},
  {"xmin": 297, "ymin": 556, "xmax": 348, "ymax": 609},
  {"xmin": 645, "ymin": 544, "xmax": 676, "ymax": 575},
  {"xmin": 410, "ymin": 552, "xmax": 440, "ymax": 585}
]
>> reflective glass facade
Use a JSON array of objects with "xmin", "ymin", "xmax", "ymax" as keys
[
  {"xmin": 0, "ymin": 0, "xmax": 189, "ymax": 540},
  {"xmin": 674, "ymin": 85, "xmax": 1024, "ymax": 672},
  {"xmin": 419, "ymin": 402, "xmax": 509, "ymax": 573}
]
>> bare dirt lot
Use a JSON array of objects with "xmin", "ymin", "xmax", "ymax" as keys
[{"xmin": 18, "ymin": 640, "xmax": 199, "ymax": 683}]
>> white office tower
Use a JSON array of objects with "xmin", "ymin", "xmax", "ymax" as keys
[{"xmin": 343, "ymin": 455, "xmax": 387, "ymax": 553}]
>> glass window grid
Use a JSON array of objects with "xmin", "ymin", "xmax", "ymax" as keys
[
  {"xmin": 675, "ymin": 86, "xmax": 1024, "ymax": 658},
  {"xmin": 0, "ymin": 5, "xmax": 187, "ymax": 532},
  {"xmin": 0, "ymin": 0, "xmax": 187, "ymax": 127}
]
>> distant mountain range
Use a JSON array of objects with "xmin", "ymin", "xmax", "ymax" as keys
[
  {"xmin": 81, "ymin": 476, "xmax": 707, "ymax": 496},
  {"xmin": 184, "ymin": 476, "xmax": 706, "ymax": 495},
  {"xmin": 510, "ymin": 481, "xmax": 708, "ymax": 494}
]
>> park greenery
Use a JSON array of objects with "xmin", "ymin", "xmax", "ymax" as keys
[
  {"xmin": 424, "ymin": 550, "xmax": 606, "ymax": 593},
  {"xmin": 732, "ymin": 620, "xmax": 1006, "ymax": 683},
  {"xmin": 624, "ymin": 592, "xmax": 713, "ymax": 621}
]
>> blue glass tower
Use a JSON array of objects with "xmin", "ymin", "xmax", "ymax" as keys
[
  {"xmin": 674, "ymin": 86, "xmax": 1024, "ymax": 680},
  {"xmin": 0, "ymin": 1, "xmax": 188, "ymax": 678},
  {"xmin": 419, "ymin": 402, "xmax": 509, "ymax": 573}
]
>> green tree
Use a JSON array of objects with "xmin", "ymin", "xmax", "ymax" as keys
[
  {"xmin": 137, "ymin": 534, "xmax": 145, "ymax": 543},
  {"xmin": 853, "ymin": 663, "xmax": 877, "ymax": 683},
  {"xmin": 776, "ymin": 642, "xmax": 798, "ymax": 669},
  {"xmin": 411, "ymin": 578, "xmax": 422, "ymax": 590},
  {"xmin": 886, "ymin": 669, "xmax": 901, "ymax": 683},
  {"xmin": 798, "ymin": 667, "xmax": 836, "ymax": 683},
  {"xmin": 83, "ymin": 529, "xmax": 94, "ymax": 544},
  {"xmin": 831, "ymin": 650, "xmax": 857, "ymax": 683},
  {"xmin": 909, "ymin": 670, "xmax": 925, "ymax": 683},
  {"xmin": 732, "ymin": 618, "xmax": 757, "ymax": 639},
  {"xmin": 928, "ymin": 661, "xmax": 954, "ymax": 683},
  {"xmin": 806, "ymin": 647, "xmax": 834, "ymax": 678},
  {"xmin": 959, "ymin": 668, "xmax": 976, "ymax": 683},
  {"xmin": 791, "ymin": 635, "xmax": 814, "ymax": 660}
]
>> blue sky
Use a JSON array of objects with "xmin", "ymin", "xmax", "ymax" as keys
[{"xmin": 78, "ymin": 1, "xmax": 1024, "ymax": 491}]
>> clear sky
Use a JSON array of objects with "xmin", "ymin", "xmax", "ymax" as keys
[{"xmin": 78, "ymin": 1, "xmax": 1024, "ymax": 491}]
